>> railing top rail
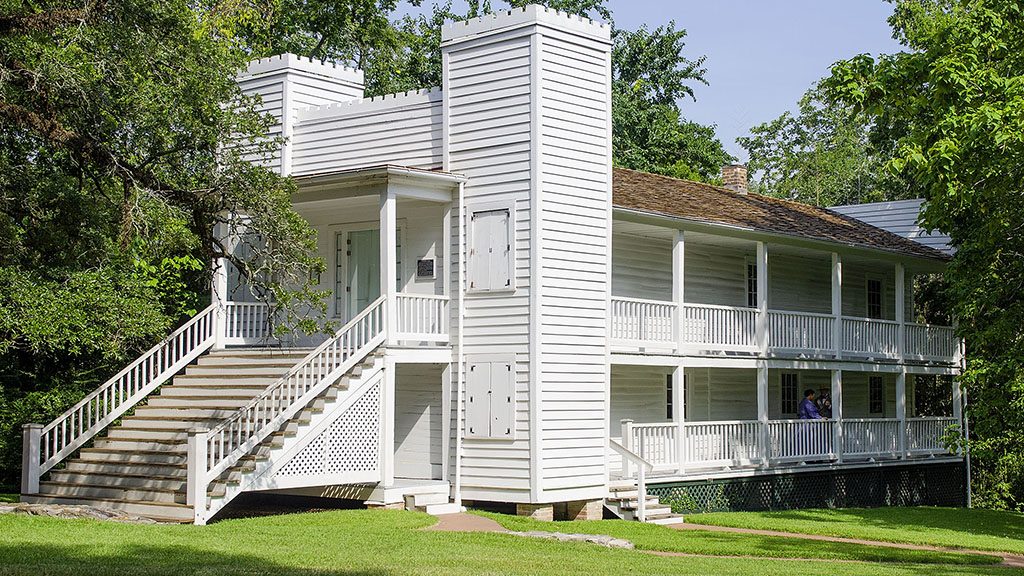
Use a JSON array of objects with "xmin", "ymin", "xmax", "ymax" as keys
[
  {"xmin": 769, "ymin": 418, "xmax": 834, "ymax": 424},
  {"xmin": 768, "ymin": 309, "xmax": 835, "ymax": 319},
  {"xmin": 682, "ymin": 302, "xmax": 756, "ymax": 312},
  {"xmin": 907, "ymin": 416, "xmax": 959, "ymax": 421},
  {"xmin": 612, "ymin": 296, "xmax": 677, "ymax": 307},
  {"xmin": 608, "ymin": 439, "xmax": 654, "ymax": 472},
  {"xmin": 842, "ymin": 417, "xmax": 902, "ymax": 423},
  {"xmin": 396, "ymin": 292, "xmax": 449, "ymax": 301},
  {"xmin": 630, "ymin": 422, "xmax": 679, "ymax": 429},
  {"xmin": 41, "ymin": 304, "xmax": 217, "ymax": 436},
  {"xmin": 206, "ymin": 295, "xmax": 386, "ymax": 438},
  {"xmin": 841, "ymin": 315, "xmax": 901, "ymax": 325},
  {"xmin": 905, "ymin": 322, "xmax": 955, "ymax": 330},
  {"xmin": 683, "ymin": 419, "xmax": 762, "ymax": 426}
]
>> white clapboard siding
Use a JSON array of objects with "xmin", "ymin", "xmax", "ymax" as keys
[
  {"xmin": 291, "ymin": 90, "xmax": 443, "ymax": 176},
  {"xmin": 841, "ymin": 372, "xmax": 898, "ymax": 418},
  {"xmin": 684, "ymin": 243, "xmax": 751, "ymax": 307},
  {"xmin": 768, "ymin": 253, "xmax": 832, "ymax": 314},
  {"xmin": 445, "ymin": 30, "xmax": 535, "ymax": 502},
  {"xmin": 537, "ymin": 29, "xmax": 611, "ymax": 499},
  {"xmin": 609, "ymin": 366, "xmax": 670, "ymax": 426},
  {"xmin": 831, "ymin": 199, "xmax": 953, "ymax": 255},
  {"xmin": 394, "ymin": 364, "xmax": 444, "ymax": 480},
  {"xmin": 684, "ymin": 368, "xmax": 758, "ymax": 422},
  {"xmin": 841, "ymin": 260, "xmax": 898, "ymax": 321},
  {"xmin": 236, "ymin": 74, "xmax": 284, "ymax": 173},
  {"xmin": 612, "ymin": 232, "xmax": 672, "ymax": 301}
]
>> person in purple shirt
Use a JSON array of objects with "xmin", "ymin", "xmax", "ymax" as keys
[{"xmin": 798, "ymin": 389, "xmax": 824, "ymax": 420}]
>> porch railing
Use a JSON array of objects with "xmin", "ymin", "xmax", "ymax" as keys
[
  {"xmin": 906, "ymin": 416, "xmax": 959, "ymax": 456},
  {"xmin": 626, "ymin": 422, "xmax": 678, "ymax": 473},
  {"xmin": 610, "ymin": 297, "xmax": 676, "ymax": 348},
  {"xmin": 768, "ymin": 419, "xmax": 835, "ymax": 462},
  {"xmin": 394, "ymin": 293, "xmax": 449, "ymax": 343},
  {"xmin": 681, "ymin": 420, "xmax": 762, "ymax": 468},
  {"xmin": 682, "ymin": 303, "xmax": 758, "ymax": 351},
  {"xmin": 905, "ymin": 324, "xmax": 958, "ymax": 361},
  {"xmin": 842, "ymin": 317, "xmax": 900, "ymax": 358},
  {"xmin": 224, "ymin": 301, "xmax": 273, "ymax": 345},
  {"xmin": 843, "ymin": 418, "xmax": 900, "ymax": 457},
  {"xmin": 768, "ymin": 310, "xmax": 834, "ymax": 353}
]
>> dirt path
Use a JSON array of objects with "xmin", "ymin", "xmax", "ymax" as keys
[
  {"xmin": 426, "ymin": 513, "xmax": 1019, "ymax": 567},
  {"xmin": 666, "ymin": 521, "xmax": 1024, "ymax": 568}
]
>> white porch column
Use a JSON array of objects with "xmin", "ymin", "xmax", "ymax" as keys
[
  {"xmin": 832, "ymin": 253, "xmax": 842, "ymax": 359},
  {"xmin": 673, "ymin": 230, "xmax": 686, "ymax": 353},
  {"xmin": 831, "ymin": 370, "xmax": 843, "ymax": 463},
  {"xmin": 952, "ymin": 375, "xmax": 963, "ymax": 425},
  {"xmin": 441, "ymin": 363, "xmax": 452, "ymax": 485},
  {"xmin": 380, "ymin": 187, "xmax": 398, "ymax": 345},
  {"xmin": 381, "ymin": 357, "xmax": 396, "ymax": 487},
  {"xmin": 442, "ymin": 203, "xmax": 453, "ymax": 337},
  {"xmin": 756, "ymin": 242, "xmax": 769, "ymax": 355},
  {"xmin": 896, "ymin": 370, "xmax": 908, "ymax": 458},
  {"xmin": 896, "ymin": 263, "xmax": 906, "ymax": 360},
  {"xmin": 21, "ymin": 423, "xmax": 41, "ymax": 494},
  {"xmin": 757, "ymin": 363, "xmax": 769, "ymax": 467},
  {"xmin": 211, "ymin": 257, "xmax": 228, "ymax": 350},
  {"xmin": 673, "ymin": 363, "xmax": 686, "ymax": 475}
]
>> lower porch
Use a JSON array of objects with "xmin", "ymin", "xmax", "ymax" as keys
[{"xmin": 609, "ymin": 365, "xmax": 962, "ymax": 480}]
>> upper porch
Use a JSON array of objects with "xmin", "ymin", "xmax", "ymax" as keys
[{"xmin": 610, "ymin": 218, "xmax": 960, "ymax": 365}]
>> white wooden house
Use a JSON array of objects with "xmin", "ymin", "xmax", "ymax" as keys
[{"xmin": 21, "ymin": 6, "xmax": 965, "ymax": 524}]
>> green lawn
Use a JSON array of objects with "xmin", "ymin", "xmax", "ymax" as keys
[
  {"xmin": 476, "ymin": 511, "xmax": 998, "ymax": 565},
  {"xmin": 0, "ymin": 509, "xmax": 1011, "ymax": 576},
  {"xmin": 0, "ymin": 494, "xmax": 17, "ymax": 503},
  {"xmin": 686, "ymin": 506, "xmax": 1024, "ymax": 554}
]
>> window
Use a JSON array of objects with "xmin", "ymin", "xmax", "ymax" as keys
[
  {"xmin": 466, "ymin": 356, "xmax": 515, "ymax": 439},
  {"xmin": 469, "ymin": 207, "xmax": 514, "ymax": 293},
  {"xmin": 666, "ymin": 374, "xmax": 673, "ymax": 420},
  {"xmin": 745, "ymin": 257, "xmax": 758, "ymax": 308},
  {"xmin": 866, "ymin": 278, "xmax": 883, "ymax": 319},
  {"xmin": 869, "ymin": 376, "xmax": 884, "ymax": 415},
  {"xmin": 781, "ymin": 373, "xmax": 799, "ymax": 416}
]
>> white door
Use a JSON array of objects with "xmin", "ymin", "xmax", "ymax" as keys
[{"xmin": 345, "ymin": 228, "xmax": 381, "ymax": 319}]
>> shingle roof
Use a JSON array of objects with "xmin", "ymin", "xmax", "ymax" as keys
[{"xmin": 612, "ymin": 167, "xmax": 950, "ymax": 262}]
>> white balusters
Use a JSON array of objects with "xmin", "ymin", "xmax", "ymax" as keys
[
  {"xmin": 768, "ymin": 311, "xmax": 834, "ymax": 352},
  {"xmin": 394, "ymin": 294, "xmax": 449, "ymax": 342},
  {"xmin": 223, "ymin": 302, "xmax": 272, "ymax": 345},
  {"xmin": 681, "ymin": 421, "xmax": 762, "ymax": 467},
  {"xmin": 904, "ymin": 324, "xmax": 957, "ymax": 361},
  {"xmin": 842, "ymin": 418, "xmax": 900, "ymax": 457},
  {"xmin": 630, "ymin": 423, "xmax": 678, "ymax": 472},
  {"xmin": 29, "ymin": 305, "xmax": 219, "ymax": 484},
  {"xmin": 906, "ymin": 417, "xmax": 959, "ymax": 455},
  {"xmin": 680, "ymin": 304, "xmax": 758, "ymax": 350},
  {"xmin": 842, "ymin": 317, "xmax": 900, "ymax": 357},
  {"xmin": 767, "ymin": 419, "xmax": 835, "ymax": 462},
  {"xmin": 610, "ymin": 297, "xmax": 676, "ymax": 348}
]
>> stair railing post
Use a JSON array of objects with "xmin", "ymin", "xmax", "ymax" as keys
[
  {"xmin": 620, "ymin": 419, "xmax": 634, "ymax": 479},
  {"xmin": 211, "ymin": 257, "xmax": 228, "ymax": 350},
  {"xmin": 187, "ymin": 428, "xmax": 209, "ymax": 525},
  {"xmin": 637, "ymin": 460, "xmax": 647, "ymax": 523},
  {"xmin": 21, "ymin": 423, "xmax": 42, "ymax": 494}
]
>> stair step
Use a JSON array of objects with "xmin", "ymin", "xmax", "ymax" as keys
[
  {"xmin": 39, "ymin": 481, "xmax": 188, "ymax": 504},
  {"xmin": 66, "ymin": 460, "xmax": 186, "ymax": 477},
  {"xmin": 170, "ymin": 376, "xmax": 283, "ymax": 386},
  {"xmin": 79, "ymin": 447, "xmax": 188, "ymax": 466},
  {"xmin": 21, "ymin": 494, "xmax": 194, "ymax": 522},
  {"xmin": 93, "ymin": 438, "xmax": 186, "ymax": 452},
  {"xmin": 146, "ymin": 396, "xmax": 257, "ymax": 409},
  {"xmin": 183, "ymin": 366, "xmax": 294, "ymax": 377},
  {"xmin": 48, "ymin": 470, "xmax": 188, "ymax": 491},
  {"xmin": 404, "ymin": 491, "xmax": 449, "ymax": 508},
  {"xmin": 422, "ymin": 502, "xmax": 461, "ymax": 516},
  {"xmin": 158, "ymin": 384, "xmax": 278, "ymax": 396},
  {"xmin": 646, "ymin": 515, "xmax": 686, "ymax": 525},
  {"xmin": 132, "ymin": 407, "xmax": 244, "ymax": 420}
]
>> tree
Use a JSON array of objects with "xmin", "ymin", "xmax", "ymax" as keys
[
  {"xmin": 738, "ymin": 85, "xmax": 918, "ymax": 206},
  {"xmin": 611, "ymin": 23, "xmax": 733, "ymax": 181},
  {"xmin": 0, "ymin": 0, "xmax": 325, "ymax": 487},
  {"xmin": 824, "ymin": 0, "xmax": 1024, "ymax": 510}
]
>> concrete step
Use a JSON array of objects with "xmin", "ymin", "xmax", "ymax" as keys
[
  {"xmin": 404, "ymin": 491, "xmax": 449, "ymax": 508},
  {"xmin": 39, "ymin": 481, "xmax": 189, "ymax": 504},
  {"xmin": 146, "ymin": 395, "xmax": 257, "ymax": 409},
  {"xmin": 646, "ymin": 515, "xmax": 686, "ymax": 525},
  {"xmin": 183, "ymin": 365, "xmax": 294, "ymax": 377},
  {"xmin": 21, "ymin": 493, "xmax": 195, "ymax": 522},
  {"xmin": 423, "ymin": 502, "xmax": 461, "ymax": 516},
  {"xmin": 66, "ymin": 460, "xmax": 186, "ymax": 478},
  {"xmin": 48, "ymin": 470, "xmax": 188, "ymax": 492}
]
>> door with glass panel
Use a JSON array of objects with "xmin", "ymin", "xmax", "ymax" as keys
[{"xmin": 335, "ymin": 227, "xmax": 401, "ymax": 321}]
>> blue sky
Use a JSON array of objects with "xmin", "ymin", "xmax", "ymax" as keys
[{"xmin": 607, "ymin": 0, "xmax": 905, "ymax": 161}]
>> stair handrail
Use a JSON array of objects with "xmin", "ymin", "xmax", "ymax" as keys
[
  {"xmin": 190, "ymin": 295, "xmax": 387, "ymax": 510},
  {"xmin": 23, "ymin": 304, "xmax": 219, "ymax": 492},
  {"xmin": 610, "ymin": 438, "xmax": 654, "ymax": 522}
]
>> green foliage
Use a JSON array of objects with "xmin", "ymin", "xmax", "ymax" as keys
[
  {"xmin": 738, "ymin": 86, "xmax": 918, "ymax": 206},
  {"xmin": 823, "ymin": 0, "xmax": 1024, "ymax": 510},
  {"xmin": 611, "ymin": 23, "xmax": 734, "ymax": 182}
]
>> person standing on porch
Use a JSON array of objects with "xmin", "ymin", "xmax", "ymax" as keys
[{"xmin": 798, "ymin": 389, "xmax": 824, "ymax": 420}]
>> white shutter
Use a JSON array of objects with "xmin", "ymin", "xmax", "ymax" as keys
[
  {"xmin": 493, "ymin": 209, "xmax": 511, "ymax": 290},
  {"xmin": 465, "ymin": 361, "xmax": 491, "ymax": 438},
  {"xmin": 469, "ymin": 208, "xmax": 512, "ymax": 292},
  {"xmin": 490, "ymin": 361, "xmax": 515, "ymax": 437}
]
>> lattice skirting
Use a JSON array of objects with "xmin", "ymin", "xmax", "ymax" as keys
[
  {"xmin": 274, "ymin": 382, "xmax": 381, "ymax": 478},
  {"xmin": 648, "ymin": 461, "xmax": 967, "ymax": 514}
]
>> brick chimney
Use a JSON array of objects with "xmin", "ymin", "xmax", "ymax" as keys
[{"xmin": 722, "ymin": 164, "xmax": 748, "ymax": 194}]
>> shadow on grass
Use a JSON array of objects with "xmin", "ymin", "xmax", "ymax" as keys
[
  {"xmin": 0, "ymin": 542, "xmax": 396, "ymax": 576},
  {"xmin": 735, "ymin": 507, "xmax": 1024, "ymax": 542}
]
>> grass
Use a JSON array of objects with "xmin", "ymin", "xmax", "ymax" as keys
[
  {"xmin": 686, "ymin": 506, "xmax": 1024, "ymax": 555},
  {"xmin": 0, "ymin": 508, "xmax": 1010, "ymax": 576},
  {"xmin": 475, "ymin": 511, "xmax": 1000, "ymax": 565},
  {"xmin": 0, "ymin": 494, "xmax": 17, "ymax": 503}
]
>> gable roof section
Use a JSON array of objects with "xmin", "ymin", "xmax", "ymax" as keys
[{"xmin": 612, "ymin": 167, "xmax": 949, "ymax": 262}]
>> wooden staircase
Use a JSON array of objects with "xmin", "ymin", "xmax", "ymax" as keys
[
  {"xmin": 22, "ymin": 348, "xmax": 379, "ymax": 522},
  {"xmin": 605, "ymin": 483, "xmax": 685, "ymax": 524}
]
